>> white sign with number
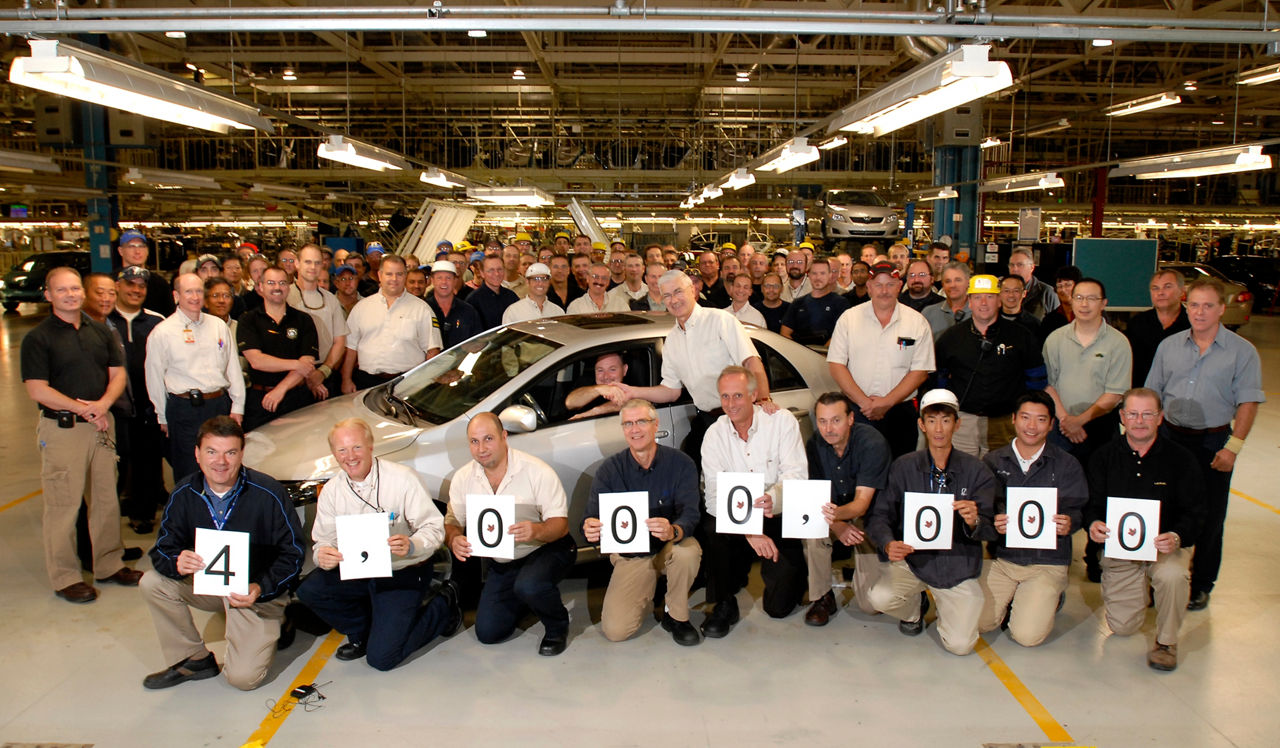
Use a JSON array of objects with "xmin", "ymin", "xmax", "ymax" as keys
[
  {"xmin": 193, "ymin": 527, "xmax": 250, "ymax": 596},
  {"xmin": 782, "ymin": 480, "xmax": 831, "ymax": 539},
  {"xmin": 468, "ymin": 494, "xmax": 516, "ymax": 560},
  {"xmin": 1105, "ymin": 496, "xmax": 1161, "ymax": 562},
  {"xmin": 598, "ymin": 492, "xmax": 650, "ymax": 554},
  {"xmin": 903, "ymin": 492, "xmax": 954, "ymax": 551},
  {"xmin": 336, "ymin": 512, "xmax": 393, "ymax": 580},
  {"xmin": 715, "ymin": 472, "xmax": 764, "ymax": 535},
  {"xmin": 1006, "ymin": 487, "xmax": 1059, "ymax": 551}
]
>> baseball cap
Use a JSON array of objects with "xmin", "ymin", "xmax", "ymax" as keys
[
  {"xmin": 869, "ymin": 260, "xmax": 900, "ymax": 279},
  {"xmin": 334, "ymin": 265, "xmax": 358, "ymax": 277},
  {"xmin": 365, "ymin": 242, "xmax": 385, "ymax": 255},
  {"xmin": 117, "ymin": 265, "xmax": 150, "ymax": 283},
  {"xmin": 430, "ymin": 259, "xmax": 458, "ymax": 275},
  {"xmin": 119, "ymin": 229, "xmax": 147, "ymax": 246},
  {"xmin": 514, "ymin": 232, "xmax": 534, "ymax": 243},
  {"xmin": 591, "ymin": 241, "xmax": 607, "ymax": 252},
  {"xmin": 237, "ymin": 242, "xmax": 258, "ymax": 253},
  {"xmin": 469, "ymin": 250, "xmax": 486, "ymax": 264},
  {"xmin": 525, "ymin": 262, "xmax": 551, "ymax": 279},
  {"xmin": 436, "ymin": 239, "xmax": 454, "ymax": 250},
  {"xmin": 196, "ymin": 253, "xmax": 220, "ymax": 268},
  {"xmin": 967, "ymin": 274, "xmax": 999, "ymax": 295},
  {"xmin": 720, "ymin": 242, "xmax": 737, "ymax": 252},
  {"xmin": 919, "ymin": 388, "xmax": 960, "ymax": 414}
]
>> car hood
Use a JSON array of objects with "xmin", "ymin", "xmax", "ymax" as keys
[
  {"xmin": 243, "ymin": 389, "xmax": 426, "ymax": 481},
  {"xmin": 828, "ymin": 203, "xmax": 894, "ymax": 218}
]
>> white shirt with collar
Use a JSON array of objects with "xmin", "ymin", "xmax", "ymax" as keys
[
  {"xmin": 725, "ymin": 301, "xmax": 767, "ymax": 328},
  {"xmin": 445, "ymin": 447, "xmax": 569, "ymax": 560},
  {"xmin": 345, "ymin": 291, "xmax": 442, "ymax": 375},
  {"xmin": 702, "ymin": 405, "xmax": 807, "ymax": 516},
  {"xmin": 660, "ymin": 304, "xmax": 759, "ymax": 412},
  {"xmin": 565, "ymin": 293, "xmax": 631, "ymax": 315},
  {"xmin": 1012, "ymin": 441, "xmax": 1046, "ymax": 475},
  {"xmin": 145, "ymin": 309, "xmax": 246, "ymax": 424},
  {"xmin": 312, "ymin": 459, "xmax": 444, "ymax": 570},
  {"xmin": 781, "ymin": 276, "xmax": 812, "ymax": 303},
  {"xmin": 607, "ymin": 283, "xmax": 648, "ymax": 303},
  {"xmin": 827, "ymin": 301, "xmax": 935, "ymax": 399},
  {"xmin": 502, "ymin": 297, "xmax": 565, "ymax": 325}
]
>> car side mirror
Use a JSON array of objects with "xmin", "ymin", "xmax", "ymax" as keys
[{"xmin": 498, "ymin": 404, "xmax": 538, "ymax": 434}]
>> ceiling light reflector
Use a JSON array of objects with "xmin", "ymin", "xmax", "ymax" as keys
[{"xmin": 317, "ymin": 134, "xmax": 410, "ymax": 172}]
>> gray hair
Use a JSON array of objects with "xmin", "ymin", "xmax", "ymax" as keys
[
  {"xmin": 618, "ymin": 398, "xmax": 658, "ymax": 422},
  {"xmin": 658, "ymin": 269, "xmax": 692, "ymax": 291},
  {"xmin": 942, "ymin": 260, "xmax": 972, "ymax": 281},
  {"xmin": 717, "ymin": 365, "xmax": 757, "ymax": 394}
]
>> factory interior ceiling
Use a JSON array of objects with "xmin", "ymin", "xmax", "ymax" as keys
[{"xmin": 0, "ymin": 0, "xmax": 1278, "ymax": 232}]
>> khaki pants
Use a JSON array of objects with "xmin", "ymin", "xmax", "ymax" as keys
[
  {"xmin": 601, "ymin": 538, "xmax": 701, "ymax": 642},
  {"xmin": 954, "ymin": 412, "xmax": 1018, "ymax": 459},
  {"xmin": 867, "ymin": 560, "xmax": 984, "ymax": 655},
  {"xmin": 979, "ymin": 559, "xmax": 1068, "ymax": 647},
  {"xmin": 1101, "ymin": 547, "xmax": 1191, "ymax": 646},
  {"xmin": 140, "ymin": 570, "xmax": 286, "ymax": 691},
  {"xmin": 803, "ymin": 523, "xmax": 884, "ymax": 615},
  {"xmin": 37, "ymin": 417, "xmax": 124, "ymax": 590}
]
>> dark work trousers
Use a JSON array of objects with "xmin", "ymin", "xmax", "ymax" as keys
[
  {"xmin": 165, "ymin": 393, "xmax": 232, "ymax": 485},
  {"xmin": 697, "ymin": 513, "xmax": 806, "ymax": 618},
  {"xmin": 854, "ymin": 400, "xmax": 919, "ymax": 459},
  {"xmin": 681, "ymin": 407, "xmax": 724, "ymax": 477},
  {"xmin": 243, "ymin": 386, "xmax": 314, "ymax": 433},
  {"xmin": 352, "ymin": 369, "xmax": 400, "ymax": 391},
  {"xmin": 296, "ymin": 561, "xmax": 450, "ymax": 671},
  {"xmin": 1051, "ymin": 410, "xmax": 1120, "ymax": 568},
  {"xmin": 117, "ymin": 412, "xmax": 168, "ymax": 523},
  {"xmin": 474, "ymin": 535, "xmax": 576, "ymax": 644},
  {"xmin": 1161, "ymin": 424, "xmax": 1232, "ymax": 595}
]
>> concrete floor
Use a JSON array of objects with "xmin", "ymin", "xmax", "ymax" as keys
[{"xmin": 1, "ymin": 303, "xmax": 1278, "ymax": 748}]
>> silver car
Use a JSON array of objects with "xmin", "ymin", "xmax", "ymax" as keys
[
  {"xmin": 243, "ymin": 312, "xmax": 838, "ymax": 558},
  {"xmin": 821, "ymin": 189, "xmax": 901, "ymax": 242}
]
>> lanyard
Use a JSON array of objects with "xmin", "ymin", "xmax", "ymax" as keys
[{"xmin": 344, "ymin": 459, "xmax": 383, "ymax": 513}]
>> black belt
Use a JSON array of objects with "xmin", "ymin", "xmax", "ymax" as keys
[
  {"xmin": 359, "ymin": 370, "xmax": 399, "ymax": 381},
  {"xmin": 40, "ymin": 409, "xmax": 89, "ymax": 423},
  {"xmin": 249, "ymin": 383, "xmax": 276, "ymax": 392},
  {"xmin": 1166, "ymin": 422, "xmax": 1230, "ymax": 436},
  {"xmin": 169, "ymin": 388, "xmax": 227, "ymax": 400}
]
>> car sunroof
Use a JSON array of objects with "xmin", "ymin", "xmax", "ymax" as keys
[{"xmin": 553, "ymin": 313, "xmax": 656, "ymax": 329}]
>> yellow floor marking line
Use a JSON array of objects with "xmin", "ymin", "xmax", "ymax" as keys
[
  {"xmin": 975, "ymin": 636, "xmax": 1075, "ymax": 743},
  {"xmin": 1232, "ymin": 488, "xmax": 1280, "ymax": 516},
  {"xmin": 0, "ymin": 490, "xmax": 41, "ymax": 513},
  {"xmin": 242, "ymin": 630, "xmax": 343, "ymax": 747}
]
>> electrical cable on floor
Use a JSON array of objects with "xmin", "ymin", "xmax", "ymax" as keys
[{"xmin": 265, "ymin": 680, "xmax": 332, "ymax": 716}]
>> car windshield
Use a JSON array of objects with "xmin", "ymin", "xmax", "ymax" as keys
[
  {"xmin": 828, "ymin": 190, "xmax": 887, "ymax": 207},
  {"xmin": 393, "ymin": 327, "xmax": 562, "ymax": 424}
]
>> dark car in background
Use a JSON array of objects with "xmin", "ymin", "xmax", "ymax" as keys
[
  {"xmin": 1208, "ymin": 254, "xmax": 1280, "ymax": 311},
  {"xmin": 0, "ymin": 250, "xmax": 91, "ymax": 311}
]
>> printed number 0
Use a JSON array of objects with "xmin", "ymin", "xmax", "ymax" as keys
[
  {"xmin": 915, "ymin": 506, "xmax": 942, "ymax": 543},
  {"xmin": 205, "ymin": 545, "xmax": 235, "ymax": 586},
  {"xmin": 727, "ymin": 485, "xmax": 753, "ymax": 525},
  {"xmin": 1118, "ymin": 511, "xmax": 1146, "ymax": 552},
  {"xmin": 478, "ymin": 507, "xmax": 503, "ymax": 549},
  {"xmin": 611, "ymin": 506, "xmax": 638, "ymax": 544},
  {"xmin": 1018, "ymin": 500, "xmax": 1045, "ymax": 539}
]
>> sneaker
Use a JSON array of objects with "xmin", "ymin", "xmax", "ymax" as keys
[{"xmin": 1148, "ymin": 642, "xmax": 1178, "ymax": 671}]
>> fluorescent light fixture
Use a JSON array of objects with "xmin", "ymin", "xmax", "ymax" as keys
[
  {"xmin": 420, "ymin": 167, "xmax": 465, "ymax": 188},
  {"xmin": 165, "ymin": 31, "xmax": 187, "ymax": 40},
  {"xmin": 1091, "ymin": 39, "xmax": 1113, "ymax": 47},
  {"xmin": 1023, "ymin": 118, "xmax": 1071, "ymax": 137},
  {"xmin": 979, "ymin": 172, "xmax": 1065, "ymax": 193},
  {"xmin": 700, "ymin": 184, "xmax": 724, "ymax": 201},
  {"xmin": 828, "ymin": 45, "xmax": 1013, "ymax": 137},
  {"xmin": 722, "ymin": 168, "xmax": 756, "ymax": 190},
  {"xmin": 512, "ymin": 68, "xmax": 526, "ymax": 81},
  {"xmin": 755, "ymin": 137, "xmax": 820, "ymax": 173},
  {"xmin": 467, "ymin": 185, "xmax": 554, "ymax": 207},
  {"xmin": 1103, "ymin": 91, "xmax": 1181, "ymax": 117},
  {"xmin": 1237, "ymin": 62, "xmax": 1280, "ymax": 86},
  {"xmin": 9, "ymin": 39, "xmax": 273, "ymax": 134},
  {"xmin": 468, "ymin": 29, "xmax": 488, "ymax": 38},
  {"xmin": 679, "ymin": 197, "xmax": 695, "ymax": 209},
  {"xmin": 1183, "ymin": 80, "xmax": 1198, "ymax": 91},
  {"xmin": 250, "ymin": 182, "xmax": 308, "ymax": 198},
  {"xmin": 1109, "ymin": 145, "xmax": 1272, "ymax": 180},
  {"xmin": 0, "ymin": 149, "xmax": 61, "ymax": 174},
  {"xmin": 20, "ymin": 183, "xmax": 105, "ymax": 199},
  {"xmin": 317, "ymin": 134, "xmax": 409, "ymax": 172},
  {"xmin": 282, "ymin": 69, "xmax": 297, "ymax": 81},
  {"xmin": 909, "ymin": 185, "xmax": 959, "ymax": 202},
  {"xmin": 124, "ymin": 167, "xmax": 220, "ymax": 190},
  {"xmin": 818, "ymin": 136, "xmax": 848, "ymax": 150},
  {"xmin": 980, "ymin": 136, "xmax": 1002, "ymax": 149}
]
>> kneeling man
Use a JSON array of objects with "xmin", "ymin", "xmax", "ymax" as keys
[
  {"xmin": 584, "ymin": 399, "xmax": 702, "ymax": 645},
  {"xmin": 296, "ymin": 418, "xmax": 461, "ymax": 670},
  {"xmin": 866, "ymin": 389, "xmax": 996, "ymax": 655},
  {"xmin": 140, "ymin": 416, "xmax": 304, "ymax": 690}
]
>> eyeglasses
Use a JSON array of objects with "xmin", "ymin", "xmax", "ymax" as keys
[
  {"xmin": 907, "ymin": 272, "xmax": 932, "ymax": 279},
  {"xmin": 1072, "ymin": 294, "xmax": 1103, "ymax": 303},
  {"xmin": 262, "ymin": 280, "xmax": 288, "ymax": 287},
  {"xmin": 621, "ymin": 418, "xmax": 655, "ymax": 429},
  {"xmin": 1121, "ymin": 410, "xmax": 1160, "ymax": 421}
]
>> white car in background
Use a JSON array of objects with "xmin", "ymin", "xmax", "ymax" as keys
[{"xmin": 820, "ymin": 189, "xmax": 901, "ymax": 242}]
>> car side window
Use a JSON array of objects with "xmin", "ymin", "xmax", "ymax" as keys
[
  {"xmin": 511, "ymin": 341, "xmax": 659, "ymax": 426},
  {"xmin": 752, "ymin": 340, "xmax": 806, "ymax": 392}
]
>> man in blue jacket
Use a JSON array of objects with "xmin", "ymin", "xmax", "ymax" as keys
[{"xmin": 140, "ymin": 416, "xmax": 304, "ymax": 690}]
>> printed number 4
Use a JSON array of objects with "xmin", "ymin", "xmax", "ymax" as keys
[{"xmin": 205, "ymin": 545, "xmax": 235, "ymax": 586}]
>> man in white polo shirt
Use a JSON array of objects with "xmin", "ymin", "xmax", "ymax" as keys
[
  {"xmin": 502, "ymin": 263, "xmax": 565, "ymax": 324},
  {"xmin": 341, "ymin": 254, "xmax": 442, "ymax": 393}
]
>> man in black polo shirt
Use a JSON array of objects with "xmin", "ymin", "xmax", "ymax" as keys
[
  {"xmin": 236, "ymin": 265, "xmax": 320, "ymax": 431},
  {"xmin": 1086, "ymin": 387, "xmax": 1205, "ymax": 671},
  {"xmin": 780, "ymin": 258, "xmax": 849, "ymax": 347},
  {"xmin": 425, "ymin": 259, "xmax": 482, "ymax": 349},
  {"xmin": 802, "ymin": 392, "xmax": 892, "ymax": 626},
  {"xmin": 934, "ymin": 274, "xmax": 1046, "ymax": 458},
  {"xmin": 1124, "ymin": 268, "xmax": 1189, "ymax": 387},
  {"xmin": 21, "ymin": 266, "xmax": 142, "ymax": 604},
  {"xmin": 467, "ymin": 255, "xmax": 519, "ymax": 330}
]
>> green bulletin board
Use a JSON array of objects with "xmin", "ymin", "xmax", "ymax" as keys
[{"xmin": 1071, "ymin": 238, "xmax": 1158, "ymax": 310}]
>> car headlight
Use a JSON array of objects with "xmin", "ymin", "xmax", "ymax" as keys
[
  {"xmin": 280, "ymin": 479, "xmax": 326, "ymax": 508},
  {"xmin": 830, "ymin": 214, "xmax": 847, "ymax": 222},
  {"xmin": 0, "ymin": 280, "xmax": 6, "ymax": 290},
  {"xmin": 12, "ymin": 275, "xmax": 26, "ymax": 286},
  {"xmin": 886, "ymin": 215, "xmax": 899, "ymax": 226}
]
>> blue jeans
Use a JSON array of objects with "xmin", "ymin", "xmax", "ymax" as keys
[
  {"xmin": 296, "ymin": 562, "xmax": 450, "ymax": 671},
  {"xmin": 475, "ymin": 535, "xmax": 575, "ymax": 644}
]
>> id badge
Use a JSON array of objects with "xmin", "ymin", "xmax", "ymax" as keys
[{"xmin": 183, "ymin": 328, "xmax": 195, "ymax": 344}]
